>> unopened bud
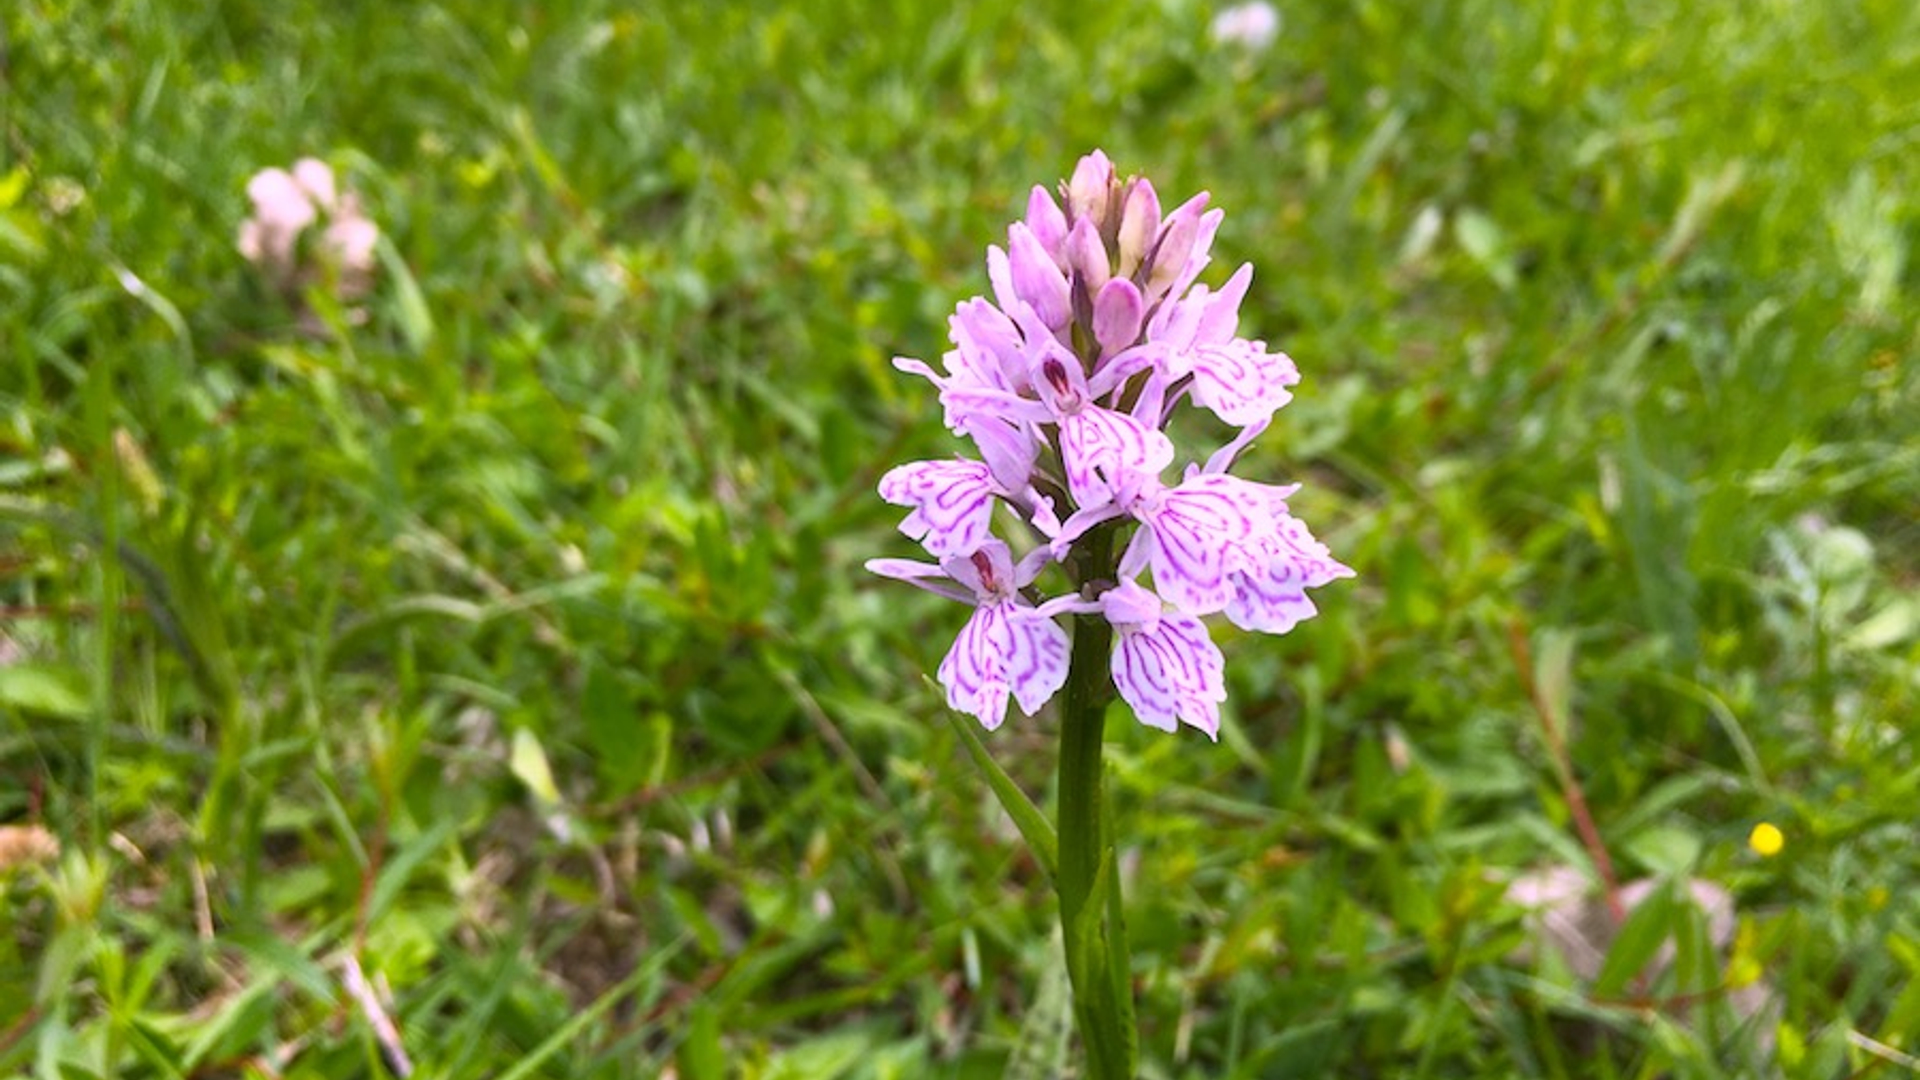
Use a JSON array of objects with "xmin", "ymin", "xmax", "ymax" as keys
[
  {"xmin": 1116, "ymin": 179, "xmax": 1161, "ymax": 277},
  {"xmin": 1065, "ymin": 150, "xmax": 1115, "ymax": 227},
  {"xmin": 1064, "ymin": 217, "xmax": 1110, "ymax": 294},
  {"xmin": 1092, "ymin": 278, "xmax": 1145, "ymax": 358},
  {"xmin": 1007, "ymin": 222, "xmax": 1071, "ymax": 331},
  {"xmin": 1024, "ymin": 186, "xmax": 1068, "ymax": 264}
]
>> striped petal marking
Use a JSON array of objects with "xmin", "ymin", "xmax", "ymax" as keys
[
  {"xmin": 879, "ymin": 459, "xmax": 1000, "ymax": 558},
  {"xmin": 1133, "ymin": 473, "xmax": 1272, "ymax": 615},
  {"xmin": 1186, "ymin": 339, "xmax": 1299, "ymax": 428},
  {"xmin": 1225, "ymin": 513, "xmax": 1355, "ymax": 634},
  {"xmin": 1102, "ymin": 581, "xmax": 1225, "ymax": 739},
  {"xmin": 938, "ymin": 600, "xmax": 1070, "ymax": 729}
]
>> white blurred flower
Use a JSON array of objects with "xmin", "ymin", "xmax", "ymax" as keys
[{"xmin": 1210, "ymin": 1, "xmax": 1281, "ymax": 51}]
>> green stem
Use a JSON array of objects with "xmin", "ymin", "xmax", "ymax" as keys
[{"xmin": 1055, "ymin": 525, "xmax": 1136, "ymax": 1078}]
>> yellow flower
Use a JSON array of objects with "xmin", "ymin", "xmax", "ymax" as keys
[{"xmin": 1749, "ymin": 821, "xmax": 1784, "ymax": 858}]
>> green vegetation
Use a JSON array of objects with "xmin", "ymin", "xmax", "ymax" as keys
[{"xmin": 3, "ymin": 0, "xmax": 1916, "ymax": 1075}]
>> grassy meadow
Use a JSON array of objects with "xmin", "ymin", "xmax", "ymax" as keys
[{"xmin": 3, "ymin": 0, "xmax": 1918, "ymax": 1076}]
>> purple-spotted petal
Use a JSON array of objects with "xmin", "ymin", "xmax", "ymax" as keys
[
  {"xmin": 1059, "ymin": 405, "xmax": 1176, "ymax": 508},
  {"xmin": 940, "ymin": 604, "xmax": 1014, "ymax": 729},
  {"xmin": 1133, "ymin": 473, "xmax": 1273, "ymax": 614},
  {"xmin": 878, "ymin": 459, "xmax": 1001, "ymax": 558},
  {"xmin": 1187, "ymin": 340, "xmax": 1300, "ymax": 427},
  {"xmin": 1005, "ymin": 607, "xmax": 1071, "ymax": 714},
  {"xmin": 938, "ymin": 601, "xmax": 1069, "ymax": 729},
  {"xmin": 1110, "ymin": 607, "xmax": 1226, "ymax": 739},
  {"xmin": 1225, "ymin": 514, "xmax": 1355, "ymax": 633}
]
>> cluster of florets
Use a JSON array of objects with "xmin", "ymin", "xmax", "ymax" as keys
[
  {"xmin": 869, "ymin": 151, "xmax": 1351, "ymax": 740},
  {"xmin": 237, "ymin": 157, "xmax": 379, "ymax": 302}
]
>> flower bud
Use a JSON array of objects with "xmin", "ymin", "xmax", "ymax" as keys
[
  {"xmin": 1025, "ymin": 186, "xmax": 1069, "ymax": 265},
  {"xmin": 1144, "ymin": 193, "xmax": 1211, "ymax": 301},
  {"xmin": 1116, "ymin": 179, "xmax": 1161, "ymax": 277},
  {"xmin": 1064, "ymin": 216, "xmax": 1111, "ymax": 294},
  {"xmin": 1066, "ymin": 150, "xmax": 1115, "ymax": 227},
  {"xmin": 1092, "ymin": 278, "xmax": 1145, "ymax": 358},
  {"xmin": 1007, "ymin": 222, "xmax": 1071, "ymax": 331}
]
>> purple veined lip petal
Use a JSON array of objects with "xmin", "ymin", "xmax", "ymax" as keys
[
  {"xmin": 1025, "ymin": 185, "xmax": 1069, "ymax": 262},
  {"xmin": 1225, "ymin": 514, "xmax": 1355, "ymax": 633},
  {"xmin": 1116, "ymin": 178, "xmax": 1161, "ymax": 276},
  {"xmin": 1135, "ymin": 473, "xmax": 1273, "ymax": 614},
  {"xmin": 940, "ymin": 604, "xmax": 1015, "ymax": 730},
  {"xmin": 1008, "ymin": 222, "xmax": 1072, "ymax": 331},
  {"xmin": 1110, "ymin": 608, "xmax": 1225, "ymax": 738},
  {"xmin": 1003, "ymin": 605, "xmax": 1070, "ymax": 715},
  {"xmin": 1092, "ymin": 278, "xmax": 1145, "ymax": 360},
  {"xmin": 938, "ymin": 600, "xmax": 1070, "ymax": 729},
  {"xmin": 878, "ymin": 459, "xmax": 1001, "ymax": 558},
  {"xmin": 1059, "ymin": 405, "xmax": 1176, "ymax": 508},
  {"xmin": 1065, "ymin": 216, "xmax": 1111, "ymax": 294},
  {"xmin": 1187, "ymin": 340, "xmax": 1300, "ymax": 427},
  {"xmin": 1224, "ymin": 565, "xmax": 1320, "ymax": 635},
  {"xmin": 1271, "ymin": 514, "xmax": 1357, "ymax": 588}
]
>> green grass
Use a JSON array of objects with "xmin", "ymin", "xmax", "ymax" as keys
[{"xmin": 3, "ymin": 0, "xmax": 1917, "ymax": 1076}]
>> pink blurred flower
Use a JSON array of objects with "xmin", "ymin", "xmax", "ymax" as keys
[
  {"xmin": 1210, "ymin": 2, "xmax": 1281, "ymax": 51},
  {"xmin": 237, "ymin": 156, "xmax": 378, "ymax": 301}
]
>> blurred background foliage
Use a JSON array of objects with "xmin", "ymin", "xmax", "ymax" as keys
[{"xmin": 1, "ymin": 0, "xmax": 1916, "ymax": 1076}]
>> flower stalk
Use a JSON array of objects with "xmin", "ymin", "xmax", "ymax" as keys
[
  {"xmin": 1054, "ymin": 525, "xmax": 1137, "ymax": 1077},
  {"xmin": 868, "ymin": 152, "xmax": 1351, "ymax": 1073}
]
